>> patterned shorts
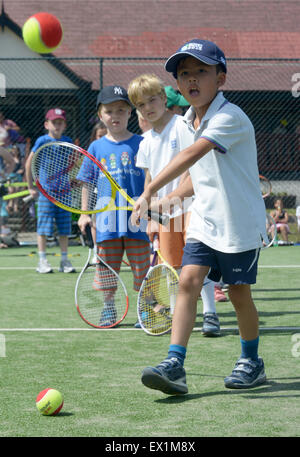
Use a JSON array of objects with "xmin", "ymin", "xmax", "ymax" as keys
[{"xmin": 97, "ymin": 237, "xmax": 150, "ymax": 291}]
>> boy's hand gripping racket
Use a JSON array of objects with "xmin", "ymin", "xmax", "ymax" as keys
[
  {"xmin": 137, "ymin": 236, "xmax": 179, "ymax": 336},
  {"xmin": 31, "ymin": 141, "xmax": 169, "ymax": 225},
  {"xmin": 75, "ymin": 225, "xmax": 129, "ymax": 329}
]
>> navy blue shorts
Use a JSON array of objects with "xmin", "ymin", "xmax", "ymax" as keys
[
  {"xmin": 37, "ymin": 195, "xmax": 71, "ymax": 236},
  {"xmin": 182, "ymin": 241, "xmax": 260, "ymax": 285}
]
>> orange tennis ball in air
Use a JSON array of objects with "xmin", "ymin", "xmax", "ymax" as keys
[
  {"xmin": 22, "ymin": 12, "xmax": 63, "ymax": 54},
  {"xmin": 36, "ymin": 388, "xmax": 64, "ymax": 415}
]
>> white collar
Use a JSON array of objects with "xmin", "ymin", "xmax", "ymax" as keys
[{"xmin": 183, "ymin": 91, "xmax": 227, "ymax": 129}]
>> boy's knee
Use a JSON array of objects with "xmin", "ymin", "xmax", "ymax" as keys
[
  {"xmin": 228, "ymin": 284, "xmax": 254, "ymax": 306},
  {"xmin": 179, "ymin": 268, "xmax": 204, "ymax": 292}
]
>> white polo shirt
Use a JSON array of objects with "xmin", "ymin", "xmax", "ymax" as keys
[
  {"xmin": 184, "ymin": 91, "xmax": 268, "ymax": 253},
  {"xmin": 136, "ymin": 114, "xmax": 194, "ymax": 218}
]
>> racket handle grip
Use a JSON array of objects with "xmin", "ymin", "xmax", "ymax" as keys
[
  {"xmin": 23, "ymin": 195, "xmax": 33, "ymax": 203},
  {"xmin": 152, "ymin": 236, "xmax": 159, "ymax": 251},
  {"xmin": 84, "ymin": 224, "xmax": 94, "ymax": 249},
  {"xmin": 147, "ymin": 210, "xmax": 169, "ymax": 226}
]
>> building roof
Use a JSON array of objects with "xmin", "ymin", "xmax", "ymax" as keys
[
  {"xmin": 1, "ymin": 1, "xmax": 299, "ymax": 92},
  {"xmin": 3, "ymin": 0, "xmax": 300, "ymax": 59}
]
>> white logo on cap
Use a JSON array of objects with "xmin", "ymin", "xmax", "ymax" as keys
[
  {"xmin": 55, "ymin": 109, "xmax": 63, "ymax": 115},
  {"xmin": 181, "ymin": 43, "xmax": 203, "ymax": 52},
  {"xmin": 114, "ymin": 86, "xmax": 123, "ymax": 95}
]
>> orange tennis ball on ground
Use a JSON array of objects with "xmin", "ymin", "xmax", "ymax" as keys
[
  {"xmin": 36, "ymin": 388, "xmax": 64, "ymax": 415},
  {"xmin": 22, "ymin": 12, "xmax": 63, "ymax": 54}
]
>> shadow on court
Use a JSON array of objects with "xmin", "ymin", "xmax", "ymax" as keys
[{"xmin": 154, "ymin": 376, "xmax": 300, "ymax": 403}]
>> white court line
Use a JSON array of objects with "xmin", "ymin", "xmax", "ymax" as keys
[
  {"xmin": 259, "ymin": 265, "xmax": 300, "ymax": 268},
  {"xmin": 0, "ymin": 267, "xmax": 36, "ymax": 270},
  {"xmin": 0, "ymin": 327, "xmax": 299, "ymax": 332}
]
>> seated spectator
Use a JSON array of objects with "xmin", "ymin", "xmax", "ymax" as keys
[
  {"xmin": 6, "ymin": 145, "xmax": 25, "ymax": 214},
  {"xmin": 296, "ymin": 205, "xmax": 300, "ymax": 232},
  {"xmin": 270, "ymin": 198, "xmax": 290, "ymax": 242},
  {"xmin": 0, "ymin": 111, "xmax": 24, "ymax": 148},
  {"xmin": 89, "ymin": 120, "xmax": 107, "ymax": 143}
]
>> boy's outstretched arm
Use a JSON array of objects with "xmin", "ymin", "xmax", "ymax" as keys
[
  {"xmin": 132, "ymin": 137, "xmax": 214, "ymax": 224},
  {"xmin": 146, "ymin": 173, "xmax": 194, "ymax": 217}
]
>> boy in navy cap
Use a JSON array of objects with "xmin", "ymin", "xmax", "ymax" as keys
[
  {"xmin": 77, "ymin": 86, "xmax": 150, "ymax": 327},
  {"xmin": 132, "ymin": 39, "xmax": 268, "ymax": 394}
]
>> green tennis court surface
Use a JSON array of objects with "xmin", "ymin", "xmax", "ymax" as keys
[{"xmin": 0, "ymin": 245, "xmax": 299, "ymax": 437}]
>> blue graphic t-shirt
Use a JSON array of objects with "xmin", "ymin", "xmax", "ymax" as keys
[{"xmin": 78, "ymin": 134, "xmax": 148, "ymax": 242}]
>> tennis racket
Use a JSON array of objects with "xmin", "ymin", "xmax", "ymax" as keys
[
  {"xmin": 23, "ymin": 194, "xmax": 34, "ymax": 203},
  {"xmin": 137, "ymin": 236, "xmax": 179, "ymax": 336},
  {"xmin": 31, "ymin": 141, "xmax": 169, "ymax": 225},
  {"xmin": 2, "ymin": 181, "xmax": 36, "ymax": 200},
  {"xmin": 3, "ymin": 189, "xmax": 30, "ymax": 201},
  {"xmin": 259, "ymin": 174, "xmax": 272, "ymax": 198},
  {"xmin": 75, "ymin": 225, "xmax": 129, "ymax": 329},
  {"xmin": 3, "ymin": 182, "xmax": 30, "ymax": 187},
  {"xmin": 264, "ymin": 212, "xmax": 277, "ymax": 249}
]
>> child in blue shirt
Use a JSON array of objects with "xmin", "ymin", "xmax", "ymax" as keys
[
  {"xmin": 26, "ymin": 108, "xmax": 75, "ymax": 274},
  {"xmin": 78, "ymin": 86, "xmax": 150, "ymax": 326}
]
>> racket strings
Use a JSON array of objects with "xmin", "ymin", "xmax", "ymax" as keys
[
  {"xmin": 265, "ymin": 212, "xmax": 277, "ymax": 248},
  {"xmin": 138, "ymin": 265, "xmax": 178, "ymax": 335},
  {"xmin": 33, "ymin": 143, "xmax": 115, "ymax": 212},
  {"xmin": 76, "ymin": 264, "xmax": 128, "ymax": 328}
]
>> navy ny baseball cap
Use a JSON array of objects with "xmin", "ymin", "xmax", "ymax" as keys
[
  {"xmin": 165, "ymin": 39, "xmax": 227, "ymax": 78},
  {"xmin": 96, "ymin": 85, "xmax": 131, "ymax": 109}
]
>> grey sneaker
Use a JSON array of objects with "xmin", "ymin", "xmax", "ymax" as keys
[
  {"xmin": 202, "ymin": 313, "xmax": 221, "ymax": 337},
  {"xmin": 36, "ymin": 258, "xmax": 53, "ymax": 274},
  {"xmin": 59, "ymin": 259, "xmax": 76, "ymax": 273},
  {"xmin": 224, "ymin": 357, "xmax": 266, "ymax": 389},
  {"xmin": 141, "ymin": 357, "xmax": 188, "ymax": 395}
]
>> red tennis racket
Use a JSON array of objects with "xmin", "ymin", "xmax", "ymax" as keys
[{"xmin": 75, "ymin": 225, "xmax": 129, "ymax": 329}]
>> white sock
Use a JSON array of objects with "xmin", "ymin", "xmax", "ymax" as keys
[
  {"xmin": 201, "ymin": 278, "xmax": 216, "ymax": 314},
  {"xmin": 39, "ymin": 251, "xmax": 46, "ymax": 260},
  {"xmin": 61, "ymin": 252, "xmax": 68, "ymax": 261}
]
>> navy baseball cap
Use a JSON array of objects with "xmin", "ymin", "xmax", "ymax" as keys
[
  {"xmin": 165, "ymin": 39, "xmax": 227, "ymax": 78},
  {"xmin": 96, "ymin": 85, "xmax": 131, "ymax": 109}
]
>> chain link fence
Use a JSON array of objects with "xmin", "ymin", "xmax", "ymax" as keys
[{"xmin": 0, "ymin": 57, "xmax": 299, "ymax": 245}]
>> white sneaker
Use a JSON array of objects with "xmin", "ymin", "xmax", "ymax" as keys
[
  {"xmin": 36, "ymin": 258, "xmax": 53, "ymax": 274},
  {"xmin": 59, "ymin": 258, "xmax": 76, "ymax": 273}
]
